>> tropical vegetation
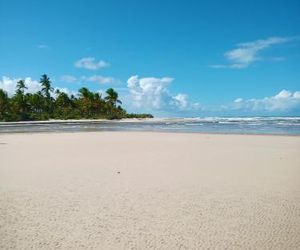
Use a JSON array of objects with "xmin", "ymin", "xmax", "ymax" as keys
[{"xmin": 0, "ymin": 74, "xmax": 153, "ymax": 121}]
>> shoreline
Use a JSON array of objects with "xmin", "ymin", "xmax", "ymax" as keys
[
  {"xmin": 0, "ymin": 118, "xmax": 151, "ymax": 125},
  {"xmin": 1, "ymin": 129, "xmax": 300, "ymax": 137},
  {"xmin": 1, "ymin": 116, "xmax": 299, "ymax": 125}
]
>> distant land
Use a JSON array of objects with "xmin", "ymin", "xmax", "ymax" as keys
[{"xmin": 0, "ymin": 74, "xmax": 153, "ymax": 122}]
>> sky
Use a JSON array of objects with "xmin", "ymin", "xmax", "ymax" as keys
[{"xmin": 0, "ymin": 0, "xmax": 300, "ymax": 117}]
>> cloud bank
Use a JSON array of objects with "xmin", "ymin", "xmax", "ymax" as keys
[{"xmin": 229, "ymin": 89, "xmax": 300, "ymax": 113}]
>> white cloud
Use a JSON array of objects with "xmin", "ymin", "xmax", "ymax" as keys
[
  {"xmin": 230, "ymin": 89, "xmax": 300, "ymax": 112},
  {"xmin": 83, "ymin": 75, "xmax": 118, "ymax": 84},
  {"xmin": 293, "ymin": 91, "xmax": 300, "ymax": 99},
  {"xmin": 60, "ymin": 75, "xmax": 77, "ymax": 83},
  {"xmin": 212, "ymin": 36, "xmax": 292, "ymax": 69},
  {"xmin": 171, "ymin": 94, "xmax": 188, "ymax": 110},
  {"xmin": 0, "ymin": 76, "xmax": 41, "ymax": 96},
  {"xmin": 234, "ymin": 98, "xmax": 243, "ymax": 103},
  {"xmin": 274, "ymin": 89, "xmax": 291, "ymax": 99},
  {"xmin": 74, "ymin": 57, "xmax": 109, "ymax": 70},
  {"xmin": 126, "ymin": 75, "xmax": 191, "ymax": 111}
]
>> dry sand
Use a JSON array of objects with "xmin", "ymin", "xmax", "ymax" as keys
[{"xmin": 0, "ymin": 132, "xmax": 300, "ymax": 249}]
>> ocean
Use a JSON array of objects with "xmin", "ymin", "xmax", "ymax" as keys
[{"xmin": 0, "ymin": 117, "xmax": 300, "ymax": 135}]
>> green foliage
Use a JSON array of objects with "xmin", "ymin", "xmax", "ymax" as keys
[
  {"xmin": 0, "ymin": 74, "xmax": 153, "ymax": 121},
  {"xmin": 0, "ymin": 89, "xmax": 10, "ymax": 121}
]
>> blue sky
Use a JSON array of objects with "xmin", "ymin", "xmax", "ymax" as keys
[{"xmin": 0, "ymin": 0, "xmax": 300, "ymax": 116}]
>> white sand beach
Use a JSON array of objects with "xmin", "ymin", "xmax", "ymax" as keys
[{"xmin": 0, "ymin": 132, "xmax": 300, "ymax": 249}]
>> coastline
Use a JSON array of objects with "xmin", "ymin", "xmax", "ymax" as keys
[
  {"xmin": 0, "ymin": 118, "xmax": 148, "ymax": 125},
  {"xmin": 1, "ymin": 129, "xmax": 300, "ymax": 137},
  {"xmin": 1, "ymin": 116, "xmax": 300, "ymax": 125}
]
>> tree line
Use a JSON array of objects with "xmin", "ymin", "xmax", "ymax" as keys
[{"xmin": 0, "ymin": 74, "xmax": 153, "ymax": 121}]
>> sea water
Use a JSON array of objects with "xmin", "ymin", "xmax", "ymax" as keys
[{"xmin": 0, "ymin": 117, "xmax": 300, "ymax": 135}]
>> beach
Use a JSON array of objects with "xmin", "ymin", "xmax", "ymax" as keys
[{"xmin": 0, "ymin": 131, "xmax": 300, "ymax": 249}]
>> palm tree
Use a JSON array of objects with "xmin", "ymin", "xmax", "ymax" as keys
[
  {"xmin": 16, "ymin": 79, "xmax": 27, "ymax": 95},
  {"xmin": 104, "ymin": 88, "xmax": 123, "ymax": 119},
  {"xmin": 39, "ymin": 74, "xmax": 54, "ymax": 115},
  {"xmin": 78, "ymin": 87, "xmax": 91, "ymax": 99},
  {"xmin": 12, "ymin": 79, "xmax": 29, "ymax": 119},
  {"xmin": 40, "ymin": 74, "xmax": 53, "ymax": 99},
  {"xmin": 55, "ymin": 89, "xmax": 61, "ymax": 96},
  {"xmin": 105, "ymin": 88, "xmax": 122, "ymax": 107},
  {"xmin": 78, "ymin": 87, "xmax": 93, "ymax": 117}
]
